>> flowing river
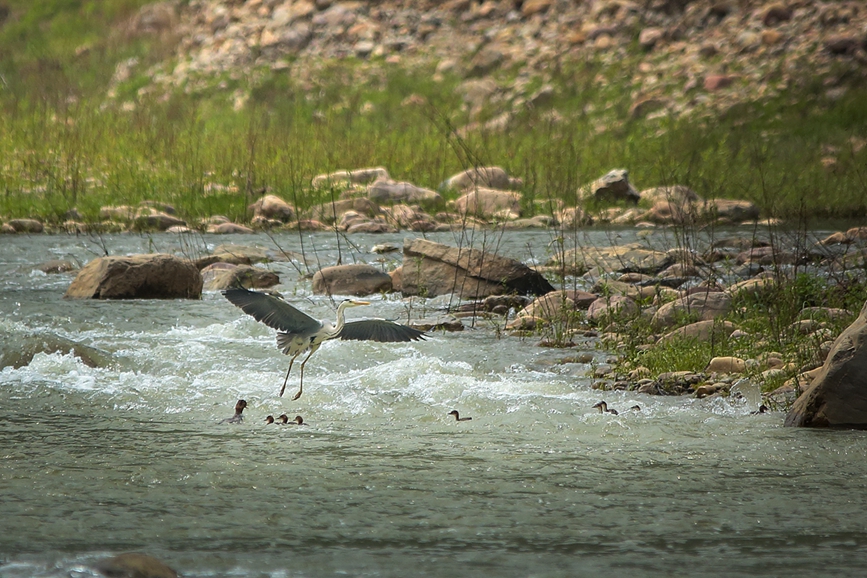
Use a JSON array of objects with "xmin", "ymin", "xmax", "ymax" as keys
[{"xmin": 2, "ymin": 229, "xmax": 867, "ymax": 578}]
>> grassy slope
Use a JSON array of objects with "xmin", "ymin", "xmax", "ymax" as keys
[{"xmin": 0, "ymin": 1, "xmax": 866, "ymax": 224}]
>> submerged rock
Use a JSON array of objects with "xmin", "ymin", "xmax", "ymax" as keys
[
  {"xmin": 0, "ymin": 330, "xmax": 112, "ymax": 369},
  {"xmin": 94, "ymin": 552, "xmax": 178, "ymax": 578}
]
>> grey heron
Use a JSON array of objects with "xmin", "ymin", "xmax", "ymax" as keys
[{"xmin": 222, "ymin": 287, "xmax": 426, "ymax": 400}]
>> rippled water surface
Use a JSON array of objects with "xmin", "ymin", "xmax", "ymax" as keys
[{"xmin": 2, "ymin": 230, "xmax": 867, "ymax": 577}]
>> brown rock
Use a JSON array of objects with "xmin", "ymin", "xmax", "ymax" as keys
[
  {"xmin": 454, "ymin": 188, "xmax": 522, "ymax": 219},
  {"xmin": 312, "ymin": 264, "xmax": 392, "ymax": 296},
  {"xmin": 38, "ymin": 260, "xmax": 77, "ymax": 274},
  {"xmin": 552, "ymin": 243, "xmax": 672, "ymax": 275},
  {"xmin": 249, "ymin": 194, "xmax": 295, "ymax": 222},
  {"xmin": 759, "ymin": 3, "xmax": 792, "ymax": 26},
  {"xmin": 65, "ymin": 254, "xmax": 202, "ymax": 299},
  {"xmin": 311, "ymin": 167, "xmax": 389, "ymax": 189},
  {"xmin": 638, "ymin": 27, "xmax": 665, "ymax": 50},
  {"xmin": 652, "ymin": 291, "xmax": 732, "ymax": 328},
  {"xmin": 202, "ymin": 263, "xmax": 279, "ymax": 290},
  {"xmin": 207, "ymin": 222, "xmax": 255, "ymax": 234},
  {"xmin": 825, "ymin": 35, "xmax": 860, "ymax": 55},
  {"xmin": 400, "ymin": 238, "xmax": 554, "ymax": 299},
  {"xmin": 134, "ymin": 212, "xmax": 186, "ymax": 231},
  {"xmin": 367, "ymin": 180, "xmax": 442, "ymax": 204},
  {"xmin": 703, "ymin": 74, "xmax": 735, "ymax": 91},
  {"xmin": 659, "ymin": 320, "xmax": 737, "ymax": 343},
  {"xmin": 521, "ymin": 0, "xmax": 553, "ymax": 17},
  {"xmin": 587, "ymin": 295, "xmax": 639, "ymax": 323},
  {"xmin": 441, "ymin": 166, "xmax": 521, "ymax": 191},
  {"xmin": 706, "ymin": 356, "xmax": 746, "ymax": 373},
  {"xmin": 704, "ymin": 198, "xmax": 760, "ymax": 222},
  {"xmin": 303, "ymin": 198, "xmax": 381, "ymax": 224},
  {"xmin": 786, "ymin": 301, "xmax": 867, "ymax": 428}
]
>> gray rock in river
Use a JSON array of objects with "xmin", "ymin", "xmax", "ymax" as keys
[
  {"xmin": 786, "ymin": 300, "xmax": 867, "ymax": 428},
  {"xmin": 312, "ymin": 263, "xmax": 393, "ymax": 296}
]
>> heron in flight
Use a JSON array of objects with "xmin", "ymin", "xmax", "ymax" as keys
[{"xmin": 222, "ymin": 288, "xmax": 426, "ymax": 400}]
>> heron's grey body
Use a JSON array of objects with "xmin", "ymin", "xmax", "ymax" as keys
[{"xmin": 222, "ymin": 288, "xmax": 426, "ymax": 399}]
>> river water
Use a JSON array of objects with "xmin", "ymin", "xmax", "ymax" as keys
[{"xmin": 2, "ymin": 228, "xmax": 867, "ymax": 578}]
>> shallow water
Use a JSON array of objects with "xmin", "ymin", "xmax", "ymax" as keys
[{"xmin": 2, "ymin": 229, "xmax": 867, "ymax": 578}]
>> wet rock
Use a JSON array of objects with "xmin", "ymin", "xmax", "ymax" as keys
[
  {"xmin": 482, "ymin": 294, "xmax": 533, "ymax": 313},
  {"xmin": 400, "ymin": 237, "xmax": 554, "ymax": 299},
  {"xmin": 249, "ymin": 194, "xmax": 295, "ymax": 222},
  {"xmin": 453, "ymin": 187, "xmax": 521, "ymax": 219},
  {"xmin": 94, "ymin": 552, "xmax": 178, "ymax": 578},
  {"xmin": 0, "ymin": 330, "xmax": 112, "ymax": 370},
  {"xmin": 367, "ymin": 179, "xmax": 442, "ymax": 204},
  {"xmin": 38, "ymin": 259, "xmax": 77, "ymax": 274},
  {"xmin": 578, "ymin": 169, "xmax": 641, "ymax": 204},
  {"xmin": 786, "ymin": 301, "xmax": 867, "ymax": 428},
  {"xmin": 312, "ymin": 263, "xmax": 392, "ymax": 296},
  {"xmin": 652, "ymin": 290, "xmax": 732, "ymax": 328},
  {"xmin": 440, "ymin": 166, "xmax": 521, "ymax": 191},
  {"xmin": 65, "ymin": 254, "xmax": 202, "ymax": 299},
  {"xmin": 6, "ymin": 218, "xmax": 44, "ymax": 233},
  {"xmin": 202, "ymin": 263, "xmax": 279, "ymax": 290},
  {"xmin": 518, "ymin": 290, "xmax": 579, "ymax": 320},
  {"xmin": 195, "ymin": 244, "xmax": 269, "ymax": 269}
]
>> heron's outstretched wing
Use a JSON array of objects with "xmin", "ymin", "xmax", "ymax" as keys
[
  {"xmin": 223, "ymin": 288, "xmax": 322, "ymax": 334},
  {"xmin": 338, "ymin": 320, "xmax": 426, "ymax": 343}
]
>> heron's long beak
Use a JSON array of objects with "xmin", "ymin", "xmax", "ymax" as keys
[{"xmin": 350, "ymin": 300, "xmax": 371, "ymax": 306}]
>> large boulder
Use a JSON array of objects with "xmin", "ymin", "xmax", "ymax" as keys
[
  {"xmin": 133, "ymin": 211, "xmax": 186, "ymax": 231},
  {"xmin": 786, "ymin": 301, "xmax": 867, "ymax": 428},
  {"xmin": 705, "ymin": 198, "xmax": 760, "ymax": 222},
  {"xmin": 64, "ymin": 254, "xmax": 202, "ymax": 299},
  {"xmin": 440, "ymin": 166, "xmax": 522, "ymax": 191},
  {"xmin": 400, "ymin": 238, "xmax": 554, "ymax": 299},
  {"xmin": 578, "ymin": 169, "xmax": 641, "ymax": 204},
  {"xmin": 312, "ymin": 264, "xmax": 393, "ymax": 296},
  {"xmin": 453, "ymin": 188, "xmax": 522, "ymax": 219},
  {"xmin": 7, "ymin": 218, "xmax": 44, "ymax": 233},
  {"xmin": 367, "ymin": 180, "xmax": 442, "ymax": 204}
]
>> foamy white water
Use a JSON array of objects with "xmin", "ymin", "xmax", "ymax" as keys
[{"xmin": 2, "ymin": 229, "xmax": 867, "ymax": 578}]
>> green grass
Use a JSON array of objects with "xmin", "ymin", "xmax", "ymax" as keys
[{"xmin": 1, "ymin": 2, "xmax": 866, "ymax": 224}]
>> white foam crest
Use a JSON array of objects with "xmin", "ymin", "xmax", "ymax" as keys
[{"xmin": 0, "ymin": 351, "xmax": 104, "ymax": 392}]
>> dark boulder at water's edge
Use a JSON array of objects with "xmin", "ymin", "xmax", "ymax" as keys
[
  {"xmin": 64, "ymin": 254, "xmax": 202, "ymax": 299},
  {"xmin": 786, "ymin": 301, "xmax": 867, "ymax": 428}
]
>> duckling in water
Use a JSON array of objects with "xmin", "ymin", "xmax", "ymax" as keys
[
  {"xmin": 265, "ymin": 415, "xmax": 275, "ymax": 424},
  {"xmin": 448, "ymin": 410, "xmax": 472, "ymax": 421},
  {"xmin": 592, "ymin": 401, "xmax": 619, "ymax": 415},
  {"xmin": 751, "ymin": 404, "xmax": 769, "ymax": 415},
  {"xmin": 221, "ymin": 399, "xmax": 247, "ymax": 423},
  {"xmin": 277, "ymin": 414, "xmax": 290, "ymax": 424},
  {"xmin": 291, "ymin": 415, "xmax": 306, "ymax": 425}
]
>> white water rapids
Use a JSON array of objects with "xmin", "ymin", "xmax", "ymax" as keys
[{"xmin": 2, "ymin": 229, "xmax": 867, "ymax": 578}]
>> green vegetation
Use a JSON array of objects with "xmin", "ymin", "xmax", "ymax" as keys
[{"xmin": 1, "ymin": 1, "xmax": 866, "ymax": 225}]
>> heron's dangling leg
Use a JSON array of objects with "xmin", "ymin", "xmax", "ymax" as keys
[
  {"xmin": 292, "ymin": 345, "xmax": 320, "ymax": 401},
  {"xmin": 279, "ymin": 353, "xmax": 302, "ymax": 397}
]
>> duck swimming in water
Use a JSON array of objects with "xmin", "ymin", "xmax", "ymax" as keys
[
  {"xmin": 276, "ymin": 414, "xmax": 290, "ymax": 424},
  {"xmin": 265, "ymin": 415, "xmax": 275, "ymax": 424},
  {"xmin": 448, "ymin": 410, "xmax": 472, "ymax": 421},
  {"xmin": 221, "ymin": 399, "xmax": 247, "ymax": 423},
  {"xmin": 592, "ymin": 401, "xmax": 619, "ymax": 415},
  {"xmin": 751, "ymin": 404, "xmax": 769, "ymax": 415},
  {"xmin": 290, "ymin": 415, "xmax": 306, "ymax": 425}
]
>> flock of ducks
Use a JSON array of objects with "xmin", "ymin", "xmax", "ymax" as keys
[{"xmin": 222, "ymin": 399, "xmax": 769, "ymax": 424}]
